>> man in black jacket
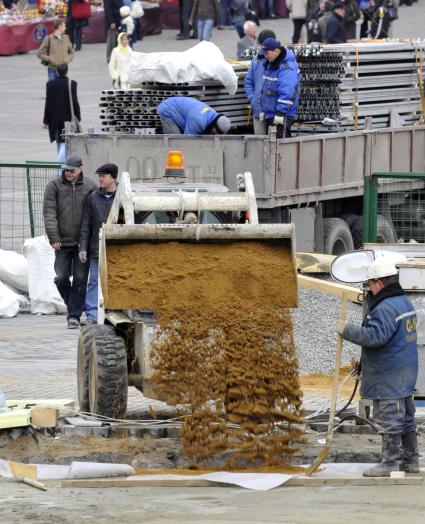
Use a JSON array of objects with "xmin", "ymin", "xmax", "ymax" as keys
[
  {"xmin": 43, "ymin": 154, "xmax": 97, "ymax": 328},
  {"xmin": 325, "ymin": 2, "xmax": 346, "ymax": 43},
  {"xmin": 79, "ymin": 163, "xmax": 118, "ymax": 323},
  {"xmin": 43, "ymin": 63, "xmax": 80, "ymax": 163},
  {"xmin": 104, "ymin": 0, "xmax": 123, "ymax": 62}
]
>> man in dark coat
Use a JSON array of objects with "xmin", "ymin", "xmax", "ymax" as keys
[
  {"xmin": 43, "ymin": 154, "xmax": 97, "ymax": 328},
  {"xmin": 79, "ymin": 163, "xmax": 118, "ymax": 323},
  {"xmin": 104, "ymin": 0, "xmax": 123, "ymax": 62},
  {"xmin": 325, "ymin": 2, "xmax": 346, "ymax": 43},
  {"xmin": 43, "ymin": 63, "xmax": 80, "ymax": 163}
]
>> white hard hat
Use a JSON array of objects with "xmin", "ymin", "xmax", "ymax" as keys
[
  {"xmin": 367, "ymin": 259, "xmax": 398, "ymax": 280},
  {"xmin": 366, "ymin": 251, "xmax": 408, "ymax": 280}
]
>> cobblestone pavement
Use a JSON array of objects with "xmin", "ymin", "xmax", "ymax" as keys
[{"xmin": 0, "ymin": 2, "xmax": 424, "ymax": 163}]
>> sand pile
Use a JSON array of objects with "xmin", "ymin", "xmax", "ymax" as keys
[{"xmin": 106, "ymin": 240, "xmax": 305, "ymax": 467}]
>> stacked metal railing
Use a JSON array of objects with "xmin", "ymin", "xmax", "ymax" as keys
[{"xmin": 99, "ymin": 41, "xmax": 425, "ymax": 134}]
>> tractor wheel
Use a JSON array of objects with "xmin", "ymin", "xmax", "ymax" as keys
[
  {"xmin": 77, "ymin": 324, "xmax": 115, "ymax": 412},
  {"xmin": 89, "ymin": 335, "xmax": 128, "ymax": 418},
  {"xmin": 323, "ymin": 218, "xmax": 354, "ymax": 255}
]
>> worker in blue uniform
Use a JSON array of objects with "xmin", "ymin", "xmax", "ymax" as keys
[
  {"xmin": 257, "ymin": 37, "xmax": 300, "ymax": 138},
  {"xmin": 157, "ymin": 97, "xmax": 231, "ymax": 135},
  {"xmin": 244, "ymin": 28, "xmax": 277, "ymax": 135},
  {"xmin": 337, "ymin": 257, "xmax": 419, "ymax": 477}
]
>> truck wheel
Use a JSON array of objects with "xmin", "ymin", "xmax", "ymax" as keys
[
  {"xmin": 323, "ymin": 218, "xmax": 354, "ymax": 255},
  {"xmin": 341, "ymin": 214, "xmax": 363, "ymax": 249},
  {"xmin": 376, "ymin": 215, "xmax": 396, "ymax": 244},
  {"xmin": 89, "ymin": 335, "xmax": 128, "ymax": 418},
  {"xmin": 77, "ymin": 324, "xmax": 115, "ymax": 412}
]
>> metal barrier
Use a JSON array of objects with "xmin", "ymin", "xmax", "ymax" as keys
[
  {"xmin": 363, "ymin": 172, "xmax": 425, "ymax": 243},
  {"xmin": 0, "ymin": 162, "xmax": 60, "ymax": 251}
]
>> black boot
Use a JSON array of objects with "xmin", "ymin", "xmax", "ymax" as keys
[
  {"xmin": 400, "ymin": 431, "xmax": 419, "ymax": 473},
  {"xmin": 363, "ymin": 433, "xmax": 401, "ymax": 477}
]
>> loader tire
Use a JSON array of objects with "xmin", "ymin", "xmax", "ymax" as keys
[
  {"xmin": 77, "ymin": 324, "xmax": 115, "ymax": 412},
  {"xmin": 89, "ymin": 335, "xmax": 128, "ymax": 418},
  {"xmin": 323, "ymin": 218, "xmax": 354, "ymax": 255},
  {"xmin": 341, "ymin": 214, "xmax": 363, "ymax": 249}
]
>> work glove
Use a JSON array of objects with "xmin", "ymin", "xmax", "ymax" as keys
[
  {"xmin": 273, "ymin": 115, "xmax": 285, "ymax": 126},
  {"xmin": 79, "ymin": 251, "xmax": 88, "ymax": 263},
  {"xmin": 258, "ymin": 112, "xmax": 265, "ymax": 121},
  {"xmin": 336, "ymin": 319, "xmax": 347, "ymax": 336}
]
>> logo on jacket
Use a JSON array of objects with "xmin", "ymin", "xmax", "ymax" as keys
[{"xmin": 406, "ymin": 316, "xmax": 417, "ymax": 343}]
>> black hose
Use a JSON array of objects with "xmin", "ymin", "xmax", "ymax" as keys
[
  {"xmin": 337, "ymin": 413, "xmax": 380, "ymax": 433},
  {"xmin": 335, "ymin": 377, "xmax": 359, "ymax": 417}
]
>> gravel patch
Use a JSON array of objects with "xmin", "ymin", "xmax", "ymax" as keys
[{"xmin": 292, "ymin": 284, "xmax": 364, "ymax": 375}]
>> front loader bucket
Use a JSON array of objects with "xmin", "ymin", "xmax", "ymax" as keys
[{"xmin": 99, "ymin": 223, "xmax": 298, "ymax": 311}]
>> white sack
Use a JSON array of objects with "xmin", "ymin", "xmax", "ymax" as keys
[
  {"xmin": 128, "ymin": 41, "xmax": 238, "ymax": 95},
  {"xmin": 0, "ymin": 280, "xmax": 20, "ymax": 317},
  {"xmin": 0, "ymin": 249, "xmax": 28, "ymax": 293},
  {"xmin": 23, "ymin": 236, "xmax": 66, "ymax": 315}
]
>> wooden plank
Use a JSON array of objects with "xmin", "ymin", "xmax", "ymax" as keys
[
  {"xmin": 296, "ymin": 253, "xmax": 335, "ymax": 273},
  {"xmin": 298, "ymin": 274, "xmax": 363, "ymax": 304},
  {"xmin": 60, "ymin": 476, "xmax": 424, "ymax": 489}
]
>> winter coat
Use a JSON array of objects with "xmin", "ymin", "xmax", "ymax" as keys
[
  {"xmin": 108, "ymin": 33, "xmax": 133, "ymax": 89},
  {"xmin": 343, "ymin": 0, "xmax": 360, "ymax": 40},
  {"xmin": 37, "ymin": 33, "xmax": 73, "ymax": 69},
  {"xmin": 259, "ymin": 48, "xmax": 300, "ymax": 119},
  {"xmin": 342, "ymin": 284, "xmax": 418, "ymax": 400},
  {"xmin": 237, "ymin": 34, "xmax": 257, "ymax": 60},
  {"xmin": 244, "ymin": 52, "xmax": 266, "ymax": 118},
  {"xmin": 306, "ymin": 6, "xmax": 325, "ymax": 42},
  {"xmin": 43, "ymin": 173, "xmax": 97, "ymax": 246},
  {"xmin": 190, "ymin": 0, "xmax": 220, "ymax": 21},
  {"xmin": 286, "ymin": 0, "xmax": 308, "ymax": 19},
  {"xmin": 68, "ymin": 0, "xmax": 90, "ymax": 28},
  {"xmin": 43, "ymin": 76, "xmax": 81, "ymax": 143},
  {"xmin": 230, "ymin": 0, "xmax": 249, "ymax": 23},
  {"xmin": 103, "ymin": 0, "xmax": 123, "ymax": 26},
  {"xmin": 325, "ymin": 11, "xmax": 346, "ymax": 43},
  {"xmin": 79, "ymin": 188, "xmax": 116, "ymax": 258},
  {"xmin": 119, "ymin": 14, "xmax": 135, "ymax": 35},
  {"xmin": 157, "ymin": 97, "xmax": 221, "ymax": 135}
]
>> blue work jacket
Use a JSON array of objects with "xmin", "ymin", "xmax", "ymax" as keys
[
  {"xmin": 244, "ymin": 53, "xmax": 266, "ymax": 119},
  {"xmin": 259, "ymin": 48, "xmax": 300, "ymax": 119},
  {"xmin": 157, "ymin": 97, "xmax": 219, "ymax": 135},
  {"xmin": 343, "ymin": 286, "xmax": 418, "ymax": 400}
]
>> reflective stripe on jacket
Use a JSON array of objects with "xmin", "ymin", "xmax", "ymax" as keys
[
  {"xmin": 259, "ymin": 48, "xmax": 300, "ymax": 119},
  {"xmin": 343, "ymin": 293, "xmax": 418, "ymax": 399}
]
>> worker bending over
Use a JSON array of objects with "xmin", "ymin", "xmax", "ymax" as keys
[
  {"xmin": 337, "ymin": 258, "xmax": 419, "ymax": 477},
  {"xmin": 258, "ymin": 38, "xmax": 300, "ymax": 138},
  {"xmin": 157, "ymin": 96, "xmax": 231, "ymax": 135}
]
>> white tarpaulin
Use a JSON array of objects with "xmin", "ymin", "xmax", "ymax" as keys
[
  {"xmin": 23, "ymin": 236, "xmax": 66, "ymax": 315},
  {"xmin": 0, "ymin": 249, "xmax": 28, "ymax": 293},
  {"xmin": 128, "ymin": 41, "xmax": 238, "ymax": 95},
  {"xmin": 0, "ymin": 280, "xmax": 20, "ymax": 318}
]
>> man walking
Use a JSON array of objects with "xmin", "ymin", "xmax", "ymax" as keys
[
  {"xmin": 37, "ymin": 19, "xmax": 73, "ymax": 81},
  {"xmin": 337, "ymin": 257, "xmax": 419, "ymax": 477},
  {"xmin": 43, "ymin": 154, "xmax": 97, "ymax": 328},
  {"xmin": 258, "ymin": 38, "xmax": 300, "ymax": 138},
  {"xmin": 157, "ymin": 97, "xmax": 231, "ymax": 135},
  {"xmin": 79, "ymin": 164, "xmax": 118, "ymax": 324}
]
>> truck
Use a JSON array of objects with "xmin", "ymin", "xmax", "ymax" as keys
[{"xmin": 67, "ymin": 123, "xmax": 425, "ymax": 255}]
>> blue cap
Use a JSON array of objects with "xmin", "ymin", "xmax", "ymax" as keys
[{"xmin": 261, "ymin": 37, "xmax": 281, "ymax": 52}]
